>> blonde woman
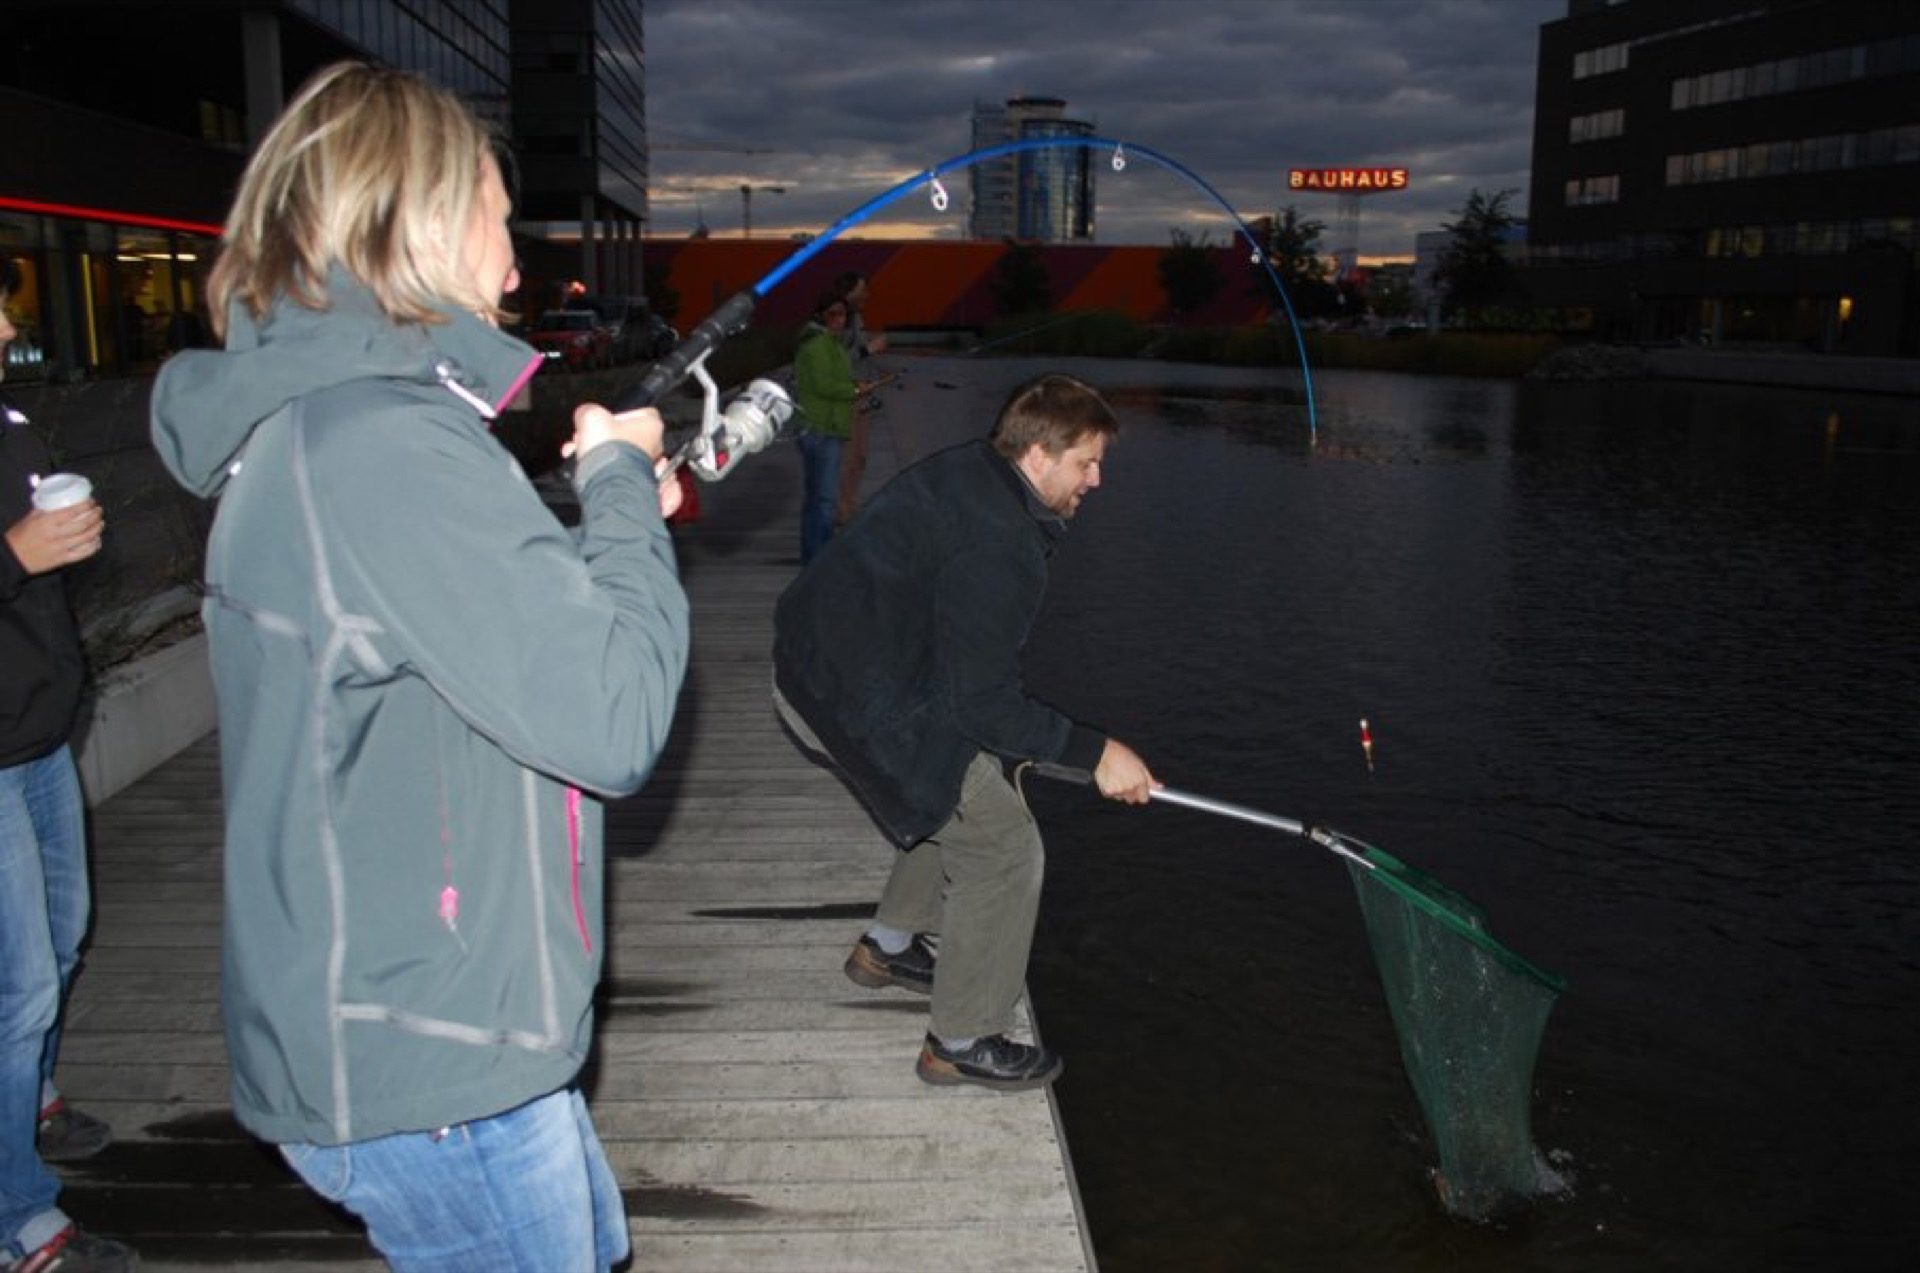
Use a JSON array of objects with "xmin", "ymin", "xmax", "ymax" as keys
[{"xmin": 151, "ymin": 63, "xmax": 687, "ymax": 1271}]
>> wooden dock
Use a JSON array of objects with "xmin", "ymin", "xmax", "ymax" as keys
[{"xmin": 52, "ymin": 385, "xmax": 1098, "ymax": 1271}]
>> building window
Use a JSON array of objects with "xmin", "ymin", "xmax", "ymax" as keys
[
  {"xmin": 1671, "ymin": 35, "xmax": 1920, "ymax": 111},
  {"xmin": 1573, "ymin": 42, "xmax": 1629, "ymax": 80},
  {"xmin": 1569, "ymin": 108, "xmax": 1625, "ymax": 144},
  {"xmin": 1564, "ymin": 174, "xmax": 1620, "ymax": 206},
  {"xmin": 1704, "ymin": 226, "xmax": 1765, "ymax": 258},
  {"xmin": 1668, "ymin": 125, "xmax": 1920, "ymax": 185}
]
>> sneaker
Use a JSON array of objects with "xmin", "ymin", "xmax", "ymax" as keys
[
  {"xmin": 6, "ymin": 1225, "xmax": 139, "ymax": 1272},
  {"xmin": 36, "ymin": 1101, "xmax": 111, "ymax": 1163},
  {"xmin": 915, "ymin": 1032, "xmax": 1063, "ymax": 1091},
  {"xmin": 843, "ymin": 934, "xmax": 935, "ymax": 995}
]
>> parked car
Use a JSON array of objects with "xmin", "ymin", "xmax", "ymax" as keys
[
  {"xmin": 581, "ymin": 296, "xmax": 678, "ymax": 365},
  {"xmin": 526, "ymin": 310, "xmax": 612, "ymax": 371},
  {"xmin": 615, "ymin": 301, "xmax": 678, "ymax": 363}
]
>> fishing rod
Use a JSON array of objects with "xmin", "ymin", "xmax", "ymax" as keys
[{"xmin": 614, "ymin": 136, "xmax": 1322, "ymax": 480}]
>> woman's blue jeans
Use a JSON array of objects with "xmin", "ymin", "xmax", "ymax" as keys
[
  {"xmin": 796, "ymin": 431, "xmax": 844, "ymax": 564},
  {"xmin": 279, "ymin": 1087, "xmax": 628, "ymax": 1272},
  {"xmin": 0, "ymin": 746, "xmax": 88, "ymax": 1260}
]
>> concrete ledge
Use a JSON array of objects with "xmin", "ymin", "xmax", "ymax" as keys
[{"xmin": 74, "ymin": 632, "xmax": 216, "ymax": 807}]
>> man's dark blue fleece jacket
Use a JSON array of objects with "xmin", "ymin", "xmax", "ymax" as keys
[{"xmin": 773, "ymin": 438, "xmax": 1107, "ymax": 847}]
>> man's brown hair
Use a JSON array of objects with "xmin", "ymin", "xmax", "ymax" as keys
[{"xmin": 989, "ymin": 373, "xmax": 1118, "ymax": 461}]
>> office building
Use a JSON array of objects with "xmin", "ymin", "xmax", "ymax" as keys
[
  {"xmin": 0, "ymin": 1, "xmax": 651, "ymax": 382},
  {"xmin": 0, "ymin": 2, "xmax": 513, "ymax": 381},
  {"xmin": 509, "ymin": 0, "xmax": 650, "ymax": 305},
  {"xmin": 1525, "ymin": 0, "xmax": 1920, "ymax": 353},
  {"xmin": 967, "ymin": 96, "xmax": 1096, "ymax": 242}
]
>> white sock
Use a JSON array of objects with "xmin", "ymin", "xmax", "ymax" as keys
[{"xmin": 867, "ymin": 923, "xmax": 912, "ymax": 955}]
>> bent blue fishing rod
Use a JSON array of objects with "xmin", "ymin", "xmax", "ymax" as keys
[{"xmin": 616, "ymin": 136, "xmax": 1319, "ymax": 479}]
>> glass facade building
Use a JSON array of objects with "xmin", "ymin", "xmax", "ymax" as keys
[
  {"xmin": 289, "ymin": 0, "xmax": 511, "ymax": 121},
  {"xmin": 968, "ymin": 97, "xmax": 1095, "ymax": 243},
  {"xmin": 509, "ymin": 0, "xmax": 650, "ymax": 304},
  {"xmin": 0, "ymin": 1, "xmax": 513, "ymax": 382}
]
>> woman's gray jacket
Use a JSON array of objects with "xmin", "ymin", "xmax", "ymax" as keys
[{"xmin": 151, "ymin": 274, "xmax": 688, "ymax": 1145}]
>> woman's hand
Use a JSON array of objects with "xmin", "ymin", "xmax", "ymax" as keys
[
  {"xmin": 566, "ymin": 402, "xmax": 666, "ymax": 462},
  {"xmin": 564, "ymin": 402, "xmax": 685, "ymax": 520},
  {"xmin": 655, "ymin": 458, "xmax": 685, "ymax": 521}
]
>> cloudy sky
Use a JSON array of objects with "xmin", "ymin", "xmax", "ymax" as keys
[{"xmin": 644, "ymin": 0, "xmax": 1569, "ymax": 259}]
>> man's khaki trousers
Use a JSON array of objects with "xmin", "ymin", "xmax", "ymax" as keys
[{"xmin": 774, "ymin": 688, "xmax": 1044, "ymax": 1039}]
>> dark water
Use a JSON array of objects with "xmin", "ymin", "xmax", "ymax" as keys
[{"xmin": 1002, "ymin": 369, "xmax": 1920, "ymax": 1272}]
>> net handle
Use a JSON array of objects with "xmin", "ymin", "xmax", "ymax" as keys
[{"xmin": 1024, "ymin": 763, "xmax": 1373, "ymax": 870}]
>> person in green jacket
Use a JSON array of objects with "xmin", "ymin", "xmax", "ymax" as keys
[
  {"xmin": 793, "ymin": 292, "xmax": 857, "ymax": 563},
  {"xmin": 149, "ymin": 63, "xmax": 689, "ymax": 1272}
]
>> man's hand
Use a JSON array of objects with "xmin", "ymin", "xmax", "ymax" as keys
[
  {"xmin": 865, "ymin": 332, "xmax": 888, "ymax": 355},
  {"xmin": 1093, "ymin": 738, "xmax": 1157, "ymax": 805},
  {"xmin": 566, "ymin": 402, "xmax": 666, "ymax": 463},
  {"xmin": 6, "ymin": 502, "xmax": 104, "ymax": 576}
]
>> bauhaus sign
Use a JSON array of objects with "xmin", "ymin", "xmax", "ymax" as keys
[{"xmin": 1288, "ymin": 168, "xmax": 1410, "ymax": 192}]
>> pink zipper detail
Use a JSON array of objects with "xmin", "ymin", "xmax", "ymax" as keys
[
  {"xmin": 494, "ymin": 352, "xmax": 543, "ymax": 417},
  {"xmin": 566, "ymin": 786, "xmax": 592, "ymax": 954}
]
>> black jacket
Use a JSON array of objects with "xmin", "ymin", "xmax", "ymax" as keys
[
  {"xmin": 774, "ymin": 439, "xmax": 1106, "ymax": 845},
  {"xmin": 0, "ymin": 393, "xmax": 86, "ymax": 768}
]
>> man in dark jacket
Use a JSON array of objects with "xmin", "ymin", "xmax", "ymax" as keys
[
  {"xmin": 1, "ymin": 261, "xmax": 139, "ymax": 1271},
  {"xmin": 773, "ymin": 373, "xmax": 1155, "ymax": 1091}
]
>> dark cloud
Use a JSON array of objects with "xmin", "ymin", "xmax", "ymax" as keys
[{"xmin": 645, "ymin": 0, "xmax": 1563, "ymax": 255}]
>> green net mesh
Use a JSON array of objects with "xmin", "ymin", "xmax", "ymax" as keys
[{"xmin": 1338, "ymin": 834, "xmax": 1567, "ymax": 1221}]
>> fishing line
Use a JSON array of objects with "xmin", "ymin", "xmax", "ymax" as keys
[
  {"xmin": 755, "ymin": 136, "xmax": 1318, "ymax": 442},
  {"xmin": 620, "ymin": 137, "xmax": 1320, "ymax": 446}
]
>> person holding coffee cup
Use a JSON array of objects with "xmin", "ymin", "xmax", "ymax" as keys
[{"xmin": 2, "ymin": 259, "xmax": 137, "ymax": 1272}]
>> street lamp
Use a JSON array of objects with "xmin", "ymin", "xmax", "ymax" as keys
[{"xmin": 740, "ymin": 184, "xmax": 787, "ymax": 239}]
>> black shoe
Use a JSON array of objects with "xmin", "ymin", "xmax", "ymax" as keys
[
  {"xmin": 844, "ymin": 934, "xmax": 935, "ymax": 994},
  {"xmin": 916, "ymin": 1032, "xmax": 1063, "ymax": 1091},
  {"xmin": 36, "ymin": 1100, "xmax": 112, "ymax": 1163},
  {"xmin": 7, "ymin": 1224, "xmax": 139, "ymax": 1272}
]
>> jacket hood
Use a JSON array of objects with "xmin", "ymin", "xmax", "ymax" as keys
[{"xmin": 151, "ymin": 267, "xmax": 541, "ymax": 498}]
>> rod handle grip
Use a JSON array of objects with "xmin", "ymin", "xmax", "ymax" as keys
[{"xmin": 611, "ymin": 291, "xmax": 758, "ymax": 412}]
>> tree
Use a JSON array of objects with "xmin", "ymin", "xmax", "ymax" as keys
[
  {"xmin": 1434, "ymin": 188, "xmax": 1523, "ymax": 325},
  {"xmin": 1366, "ymin": 270, "xmax": 1418, "ymax": 321},
  {"xmin": 1158, "ymin": 229, "xmax": 1226, "ymax": 320},
  {"xmin": 1259, "ymin": 206, "xmax": 1341, "ymax": 321},
  {"xmin": 1264, "ymin": 206, "xmax": 1329, "ymax": 294},
  {"xmin": 989, "ymin": 242, "xmax": 1052, "ymax": 316}
]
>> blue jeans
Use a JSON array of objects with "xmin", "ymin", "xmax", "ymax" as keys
[
  {"xmin": 279, "ymin": 1088, "xmax": 629, "ymax": 1272},
  {"xmin": 796, "ymin": 431, "xmax": 844, "ymax": 564},
  {"xmin": 0, "ymin": 746, "xmax": 88, "ymax": 1260}
]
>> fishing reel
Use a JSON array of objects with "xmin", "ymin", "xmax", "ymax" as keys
[
  {"xmin": 672, "ymin": 360, "xmax": 794, "ymax": 483},
  {"xmin": 610, "ymin": 289, "xmax": 791, "ymax": 483}
]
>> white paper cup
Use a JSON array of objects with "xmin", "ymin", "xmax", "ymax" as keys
[{"xmin": 32, "ymin": 473, "xmax": 92, "ymax": 512}]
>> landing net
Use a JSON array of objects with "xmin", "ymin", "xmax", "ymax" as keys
[{"xmin": 1335, "ymin": 833, "xmax": 1567, "ymax": 1220}]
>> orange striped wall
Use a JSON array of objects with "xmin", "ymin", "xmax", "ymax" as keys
[{"xmin": 644, "ymin": 239, "xmax": 1271, "ymax": 329}]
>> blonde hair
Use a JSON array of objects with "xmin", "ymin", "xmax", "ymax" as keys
[{"xmin": 209, "ymin": 61, "xmax": 502, "ymax": 337}]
